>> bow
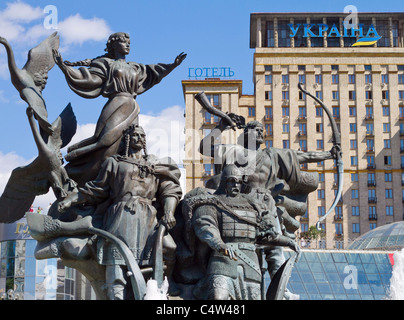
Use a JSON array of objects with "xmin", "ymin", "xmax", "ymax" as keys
[{"xmin": 297, "ymin": 83, "xmax": 344, "ymax": 231}]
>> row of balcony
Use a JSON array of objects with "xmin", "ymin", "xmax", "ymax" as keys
[{"xmin": 300, "ymin": 214, "xmax": 379, "ymax": 222}]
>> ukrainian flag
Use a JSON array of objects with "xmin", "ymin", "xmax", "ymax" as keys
[{"xmin": 352, "ymin": 36, "xmax": 382, "ymax": 47}]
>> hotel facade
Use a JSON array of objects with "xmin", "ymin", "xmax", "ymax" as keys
[{"xmin": 182, "ymin": 12, "xmax": 404, "ymax": 249}]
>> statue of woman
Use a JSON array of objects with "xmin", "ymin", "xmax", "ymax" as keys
[{"xmin": 53, "ymin": 32, "xmax": 186, "ymax": 185}]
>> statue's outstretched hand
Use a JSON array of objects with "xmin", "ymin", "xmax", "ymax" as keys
[
  {"xmin": 53, "ymin": 49, "xmax": 66, "ymax": 71},
  {"xmin": 174, "ymin": 52, "xmax": 187, "ymax": 66}
]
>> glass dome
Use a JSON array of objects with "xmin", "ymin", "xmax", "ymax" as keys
[{"xmin": 347, "ymin": 222, "xmax": 404, "ymax": 251}]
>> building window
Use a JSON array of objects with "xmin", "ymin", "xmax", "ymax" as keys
[
  {"xmin": 385, "ymin": 172, "xmax": 392, "ymax": 182},
  {"xmin": 370, "ymin": 223, "xmax": 377, "ymax": 230},
  {"xmin": 383, "ymin": 123, "xmax": 390, "ymax": 132},
  {"xmin": 316, "ymin": 91, "xmax": 323, "ymax": 100},
  {"xmin": 278, "ymin": 20, "xmax": 291, "ymax": 47},
  {"xmin": 367, "ymin": 155, "xmax": 375, "ymax": 167},
  {"xmin": 204, "ymin": 163, "xmax": 212, "ymax": 175},
  {"xmin": 352, "ymin": 206, "xmax": 359, "ymax": 216},
  {"xmin": 349, "ymin": 91, "xmax": 356, "ymax": 100},
  {"xmin": 369, "ymin": 206, "xmax": 377, "ymax": 219},
  {"xmin": 265, "ymin": 107, "xmax": 273, "ymax": 119},
  {"xmin": 299, "ymin": 139, "xmax": 307, "ymax": 152},
  {"xmin": 316, "ymin": 139, "xmax": 324, "ymax": 150},
  {"xmin": 319, "ymin": 173, "xmax": 325, "ymax": 182},
  {"xmin": 366, "ymin": 139, "xmax": 374, "ymax": 152},
  {"xmin": 366, "ymin": 123, "xmax": 374, "ymax": 134},
  {"xmin": 318, "ymin": 206, "xmax": 325, "ymax": 216},
  {"xmin": 316, "ymin": 107, "xmax": 323, "ymax": 117},
  {"xmin": 317, "ymin": 189, "xmax": 325, "ymax": 199},
  {"xmin": 348, "ymin": 74, "xmax": 356, "ymax": 84},
  {"xmin": 351, "ymin": 173, "xmax": 358, "ymax": 182},
  {"xmin": 332, "ymin": 74, "xmax": 339, "ymax": 84},
  {"xmin": 364, "ymin": 65, "xmax": 372, "ymax": 71},
  {"xmin": 332, "ymin": 91, "xmax": 339, "ymax": 100},
  {"xmin": 298, "ymin": 107, "xmax": 306, "ymax": 118},
  {"xmin": 349, "ymin": 106, "xmax": 356, "ymax": 116},
  {"xmin": 298, "ymin": 74, "xmax": 305, "ymax": 84},
  {"xmin": 382, "ymin": 90, "xmax": 389, "ymax": 100},
  {"xmin": 365, "ymin": 74, "xmax": 372, "ymax": 84},
  {"xmin": 316, "ymin": 123, "xmax": 323, "ymax": 133},
  {"xmin": 248, "ymin": 107, "xmax": 256, "ymax": 117},
  {"xmin": 282, "ymin": 106, "xmax": 289, "ymax": 117},
  {"xmin": 264, "ymin": 65, "xmax": 273, "ymax": 71},
  {"xmin": 335, "ymin": 206, "xmax": 342, "ymax": 219},
  {"xmin": 282, "ymin": 74, "xmax": 289, "ymax": 84},
  {"xmin": 386, "ymin": 206, "xmax": 394, "ymax": 216},
  {"xmin": 385, "ymin": 189, "xmax": 393, "ymax": 199},
  {"xmin": 266, "ymin": 22, "xmax": 275, "ymax": 47},
  {"xmin": 265, "ymin": 91, "xmax": 272, "ymax": 100},
  {"xmin": 315, "ymin": 74, "xmax": 322, "ymax": 84},
  {"xmin": 282, "ymin": 91, "xmax": 289, "ymax": 100},
  {"xmin": 352, "ymin": 223, "xmax": 360, "ymax": 233},
  {"xmin": 368, "ymin": 189, "xmax": 376, "ymax": 201},
  {"xmin": 384, "ymin": 139, "xmax": 391, "ymax": 149},
  {"xmin": 282, "ymin": 123, "xmax": 289, "ymax": 133},
  {"xmin": 282, "ymin": 140, "xmax": 290, "ymax": 149},
  {"xmin": 299, "ymin": 123, "xmax": 307, "ymax": 134},
  {"xmin": 350, "ymin": 139, "xmax": 357, "ymax": 149},
  {"xmin": 265, "ymin": 123, "xmax": 273, "ymax": 136},
  {"xmin": 365, "ymin": 91, "xmax": 373, "ymax": 100},
  {"xmin": 265, "ymin": 74, "xmax": 272, "ymax": 84},
  {"xmin": 398, "ymin": 74, "xmax": 404, "ymax": 84},
  {"xmin": 382, "ymin": 106, "xmax": 390, "ymax": 116},
  {"xmin": 352, "ymin": 189, "xmax": 359, "ymax": 199},
  {"xmin": 349, "ymin": 123, "xmax": 357, "ymax": 133},
  {"xmin": 399, "ymin": 91, "xmax": 404, "ymax": 100},
  {"xmin": 265, "ymin": 140, "xmax": 273, "ymax": 148},
  {"xmin": 382, "ymin": 74, "xmax": 389, "ymax": 83},
  {"xmin": 335, "ymin": 223, "xmax": 343, "ymax": 235},
  {"xmin": 331, "ymin": 65, "xmax": 339, "ymax": 71}
]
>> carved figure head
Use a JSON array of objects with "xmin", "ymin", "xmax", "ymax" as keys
[
  {"xmin": 105, "ymin": 32, "xmax": 130, "ymax": 58},
  {"xmin": 242, "ymin": 120, "xmax": 264, "ymax": 148},
  {"xmin": 216, "ymin": 164, "xmax": 243, "ymax": 197}
]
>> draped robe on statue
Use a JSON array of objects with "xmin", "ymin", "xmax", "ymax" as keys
[{"xmin": 60, "ymin": 56, "xmax": 178, "ymax": 186}]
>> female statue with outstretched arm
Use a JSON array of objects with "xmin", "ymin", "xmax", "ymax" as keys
[{"xmin": 53, "ymin": 32, "xmax": 186, "ymax": 185}]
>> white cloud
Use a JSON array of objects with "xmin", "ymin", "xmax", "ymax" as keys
[
  {"xmin": 1, "ymin": 1, "xmax": 44, "ymax": 23},
  {"xmin": 57, "ymin": 14, "xmax": 112, "ymax": 46},
  {"xmin": 0, "ymin": 2, "xmax": 111, "ymax": 47},
  {"xmin": 62, "ymin": 123, "xmax": 96, "ymax": 154},
  {"xmin": 0, "ymin": 90, "xmax": 9, "ymax": 103},
  {"xmin": 0, "ymin": 1, "xmax": 44, "ymax": 42}
]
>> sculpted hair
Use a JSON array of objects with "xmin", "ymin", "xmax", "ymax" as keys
[
  {"xmin": 64, "ymin": 32, "xmax": 130, "ymax": 67},
  {"xmin": 120, "ymin": 124, "xmax": 149, "ymax": 160}
]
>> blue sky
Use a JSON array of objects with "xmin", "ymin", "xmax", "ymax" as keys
[{"xmin": 0, "ymin": 0, "xmax": 403, "ymax": 207}]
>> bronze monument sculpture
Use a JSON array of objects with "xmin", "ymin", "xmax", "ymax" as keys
[{"xmin": 0, "ymin": 31, "xmax": 342, "ymax": 300}]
